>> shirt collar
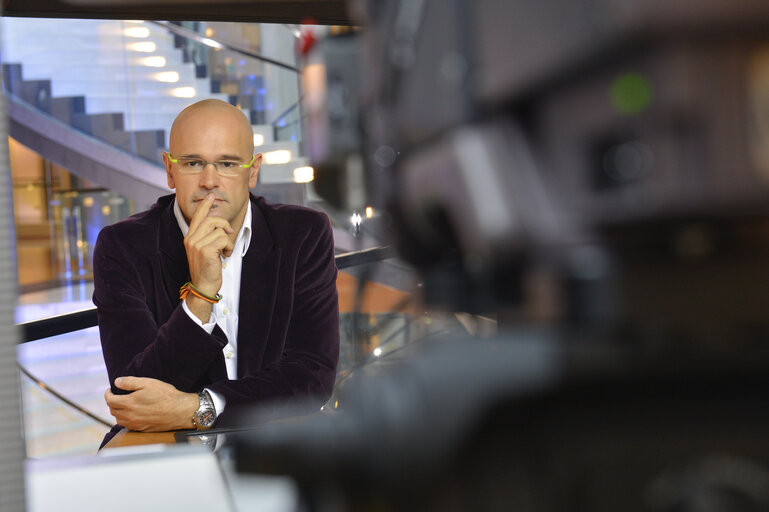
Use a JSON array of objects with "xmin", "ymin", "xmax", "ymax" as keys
[{"xmin": 173, "ymin": 198, "xmax": 252, "ymax": 257}]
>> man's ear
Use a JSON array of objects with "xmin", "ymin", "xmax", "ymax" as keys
[
  {"xmin": 162, "ymin": 152, "xmax": 176, "ymax": 189},
  {"xmin": 248, "ymin": 153, "xmax": 262, "ymax": 188}
]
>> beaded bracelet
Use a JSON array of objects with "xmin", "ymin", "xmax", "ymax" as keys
[{"xmin": 179, "ymin": 281, "xmax": 222, "ymax": 304}]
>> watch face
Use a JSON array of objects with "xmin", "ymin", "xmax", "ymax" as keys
[{"xmin": 197, "ymin": 408, "xmax": 216, "ymax": 428}]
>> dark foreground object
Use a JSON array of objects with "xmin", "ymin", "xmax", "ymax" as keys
[{"xmin": 234, "ymin": 337, "xmax": 769, "ymax": 512}]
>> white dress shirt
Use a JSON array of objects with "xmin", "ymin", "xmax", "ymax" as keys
[{"xmin": 173, "ymin": 199, "xmax": 252, "ymax": 416}]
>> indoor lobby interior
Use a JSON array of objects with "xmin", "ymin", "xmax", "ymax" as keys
[{"xmin": 3, "ymin": 1, "xmax": 769, "ymax": 512}]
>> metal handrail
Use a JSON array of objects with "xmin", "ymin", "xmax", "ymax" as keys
[
  {"xmin": 147, "ymin": 20, "xmax": 301, "ymax": 73},
  {"xmin": 18, "ymin": 245, "xmax": 395, "ymax": 344},
  {"xmin": 335, "ymin": 246, "xmax": 395, "ymax": 270},
  {"xmin": 270, "ymin": 97, "xmax": 303, "ymax": 127},
  {"xmin": 19, "ymin": 308, "xmax": 99, "ymax": 346},
  {"xmin": 146, "ymin": 21, "xmax": 305, "ymax": 133},
  {"xmin": 17, "ymin": 363, "xmax": 113, "ymax": 427}
]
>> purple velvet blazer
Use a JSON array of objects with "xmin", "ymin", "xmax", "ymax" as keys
[{"xmin": 92, "ymin": 193, "xmax": 340, "ymax": 426}]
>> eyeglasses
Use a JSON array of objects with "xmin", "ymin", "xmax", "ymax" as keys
[{"xmin": 166, "ymin": 153, "xmax": 256, "ymax": 177}]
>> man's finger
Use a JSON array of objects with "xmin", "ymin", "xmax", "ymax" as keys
[
  {"xmin": 185, "ymin": 218, "xmax": 234, "ymax": 250},
  {"xmin": 105, "ymin": 389, "xmax": 127, "ymax": 409},
  {"xmin": 186, "ymin": 218, "xmax": 234, "ymax": 246},
  {"xmin": 188, "ymin": 193, "xmax": 215, "ymax": 233},
  {"xmin": 114, "ymin": 376, "xmax": 148, "ymax": 391},
  {"xmin": 197, "ymin": 228, "xmax": 235, "ymax": 254},
  {"xmin": 200, "ymin": 216, "xmax": 234, "ymax": 234},
  {"xmin": 188, "ymin": 193, "xmax": 215, "ymax": 232}
]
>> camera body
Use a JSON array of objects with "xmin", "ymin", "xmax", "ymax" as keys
[{"xmin": 234, "ymin": 2, "xmax": 769, "ymax": 511}]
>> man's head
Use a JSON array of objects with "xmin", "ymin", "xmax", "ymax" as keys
[{"xmin": 163, "ymin": 99, "xmax": 261, "ymax": 230}]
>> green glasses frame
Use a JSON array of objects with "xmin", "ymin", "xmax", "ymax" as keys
[{"xmin": 166, "ymin": 153, "xmax": 256, "ymax": 177}]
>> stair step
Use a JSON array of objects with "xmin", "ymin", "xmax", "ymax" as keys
[
  {"xmin": 21, "ymin": 64, "xmax": 198, "ymax": 83},
  {"xmin": 50, "ymin": 96, "xmax": 86, "ymax": 125},
  {"xmin": 2, "ymin": 38, "xmax": 178, "ymax": 58},
  {"xmin": 13, "ymin": 79, "xmax": 53, "ymax": 114},
  {"xmin": 71, "ymin": 111, "xmax": 124, "ymax": 134},
  {"xmin": 50, "ymin": 80, "xmax": 214, "ymax": 97},
  {"xmin": 83, "ymin": 95, "xmax": 205, "ymax": 113},
  {"xmin": 67, "ymin": 110, "xmax": 165, "ymax": 161}
]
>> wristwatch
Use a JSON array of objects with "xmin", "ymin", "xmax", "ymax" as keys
[{"xmin": 192, "ymin": 390, "xmax": 216, "ymax": 430}]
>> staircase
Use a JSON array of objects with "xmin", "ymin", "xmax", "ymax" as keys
[{"xmin": 0, "ymin": 18, "xmax": 309, "ymax": 188}]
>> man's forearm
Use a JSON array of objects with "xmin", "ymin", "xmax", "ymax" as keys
[{"xmin": 105, "ymin": 376, "xmax": 200, "ymax": 432}]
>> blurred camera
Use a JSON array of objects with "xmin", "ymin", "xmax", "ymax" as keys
[{"xmin": 235, "ymin": 2, "xmax": 769, "ymax": 511}]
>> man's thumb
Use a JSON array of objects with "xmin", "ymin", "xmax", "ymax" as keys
[{"xmin": 114, "ymin": 376, "xmax": 142, "ymax": 391}]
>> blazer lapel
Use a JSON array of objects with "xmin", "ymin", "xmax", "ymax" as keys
[
  {"xmin": 157, "ymin": 197, "xmax": 190, "ymax": 307},
  {"xmin": 237, "ymin": 195, "xmax": 281, "ymax": 377}
]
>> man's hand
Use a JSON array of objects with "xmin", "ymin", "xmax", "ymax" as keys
[
  {"xmin": 105, "ymin": 377, "xmax": 199, "ymax": 432},
  {"xmin": 184, "ymin": 193, "xmax": 234, "ymax": 322}
]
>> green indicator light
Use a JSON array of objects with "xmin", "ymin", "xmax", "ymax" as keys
[{"xmin": 610, "ymin": 72, "xmax": 652, "ymax": 115}]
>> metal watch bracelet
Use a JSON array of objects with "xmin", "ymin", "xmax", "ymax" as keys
[{"xmin": 192, "ymin": 390, "xmax": 216, "ymax": 430}]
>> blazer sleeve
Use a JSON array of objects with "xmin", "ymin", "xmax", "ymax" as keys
[
  {"xmin": 208, "ymin": 212, "xmax": 340, "ymax": 419},
  {"xmin": 92, "ymin": 225, "xmax": 228, "ymax": 394}
]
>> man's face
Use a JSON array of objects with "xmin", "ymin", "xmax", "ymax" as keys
[{"xmin": 163, "ymin": 105, "xmax": 260, "ymax": 229}]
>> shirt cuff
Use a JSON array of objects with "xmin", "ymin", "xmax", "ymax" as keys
[
  {"xmin": 182, "ymin": 299, "xmax": 216, "ymax": 334},
  {"xmin": 206, "ymin": 388, "xmax": 226, "ymax": 417}
]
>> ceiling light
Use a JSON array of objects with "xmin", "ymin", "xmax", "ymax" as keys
[
  {"xmin": 124, "ymin": 27, "xmax": 150, "ymax": 38},
  {"xmin": 263, "ymin": 150, "xmax": 292, "ymax": 165},
  {"xmin": 128, "ymin": 42, "xmax": 156, "ymax": 53},
  {"xmin": 141, "ymin": 56, "xmax": 166, "ymax": 67},
  {"xmin": 155, "ymin": 71, "xmax": 180, "ymax": 83},
  {"xmin": 253, "ymin": 133, "xmax": 265, "ymax": 146},
  {"xmin": 171, "ymin": 87, "xmax": 196, "ymax": 98},
  {"xmin": 293, "ymin": 166, "xmax": 314, "ymax": 183}
]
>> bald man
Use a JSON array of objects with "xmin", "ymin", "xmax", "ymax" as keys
[{"xmin": 93, "ymin": 99, "xmax": 339, "ymax": 439}]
